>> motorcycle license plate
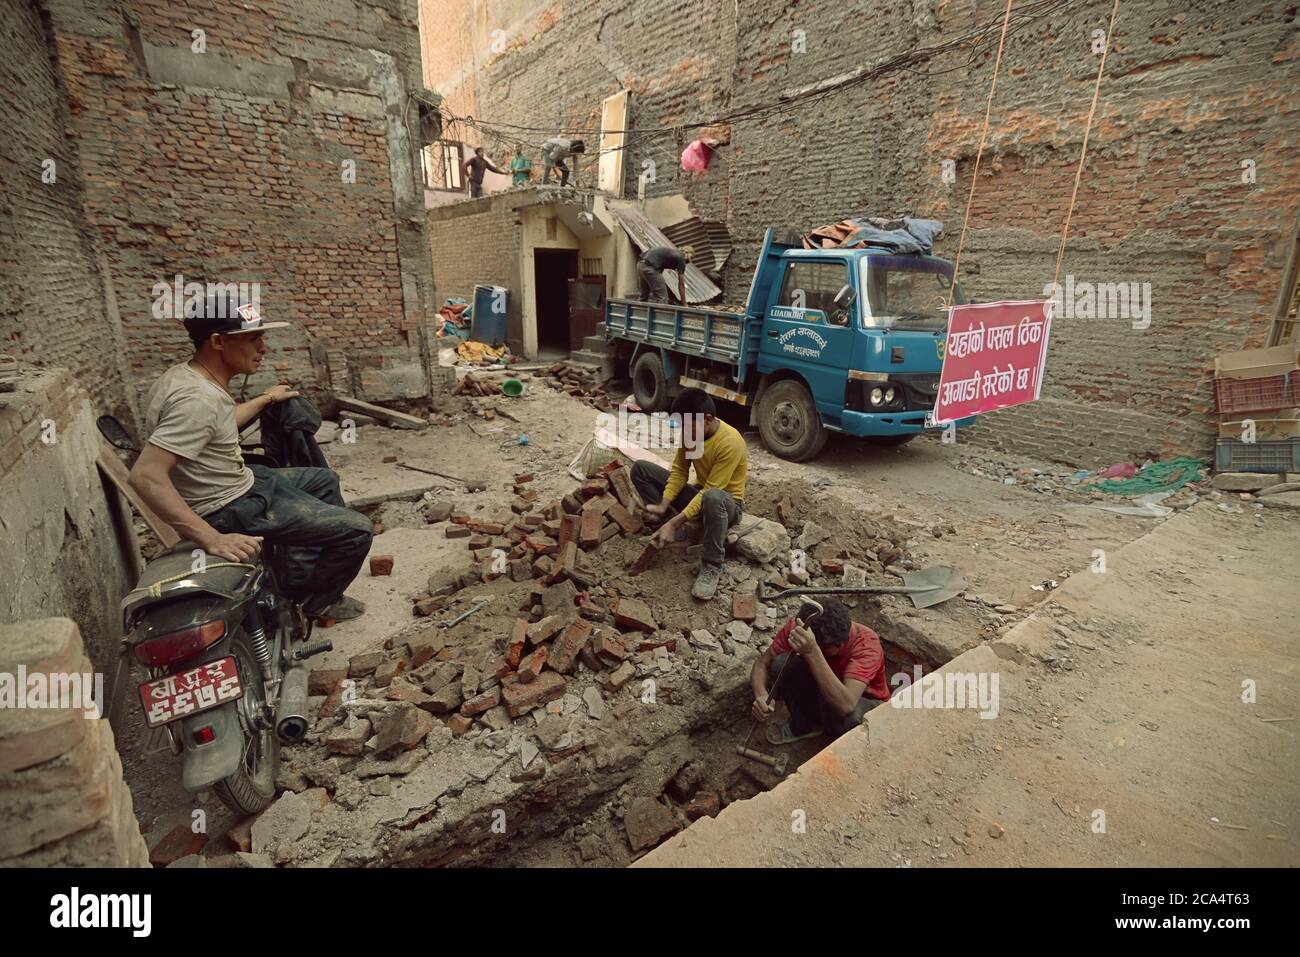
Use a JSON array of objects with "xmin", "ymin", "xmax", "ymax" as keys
[{"xmin": 139, "ymin": 656, "xmax": 243, "ymax": 728}]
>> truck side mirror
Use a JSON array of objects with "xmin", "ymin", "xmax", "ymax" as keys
[{"xmin": 833, "ymin": 284, "xmax": 856, "ymax": 309}]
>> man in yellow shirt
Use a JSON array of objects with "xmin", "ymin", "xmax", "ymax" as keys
[{"xmin": 631, "ymin": 388, "xmax": 748, "ymax": 600}]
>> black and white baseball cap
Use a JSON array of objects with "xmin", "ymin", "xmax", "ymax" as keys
[{"xmin": 183, "ymin": 288, "xmax": 289, "ymax": 343}]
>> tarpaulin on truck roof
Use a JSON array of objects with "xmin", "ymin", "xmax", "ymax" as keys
[
  {"xmin": 606, "ymin": 201, "xmax": 723, "ymax": 304},
  {"xmin": 803, "ymin": 216, "xmax": 944, "ymax": 254}
]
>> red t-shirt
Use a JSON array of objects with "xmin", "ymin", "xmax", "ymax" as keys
[{"xmin": 769, "ymin": 619, "xmax": 891, "ymax": 701}]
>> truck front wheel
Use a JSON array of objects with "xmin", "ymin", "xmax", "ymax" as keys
[
  {"xmin": 758, "ymin": 379, "xmax": 828, "ymax": 461},
  {"xmin": 632, "ymin": 352, "xmax": 670, "ymax": 412}
]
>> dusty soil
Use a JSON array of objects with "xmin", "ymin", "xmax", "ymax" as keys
[{"xmin": 121, "ymin": 371, "xmax": 1252, "ymax": 866}]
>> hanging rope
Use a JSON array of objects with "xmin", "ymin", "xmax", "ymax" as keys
[
  {"xmin": 947, "ymin": 0, "xmax": 1016, "ymax": 308},
  {"xmin": 1053, "ymin": 0, "xmax": 1122, "ymax": 290}
]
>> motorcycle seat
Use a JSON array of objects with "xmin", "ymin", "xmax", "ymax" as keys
[{"xmin": 127, "ymin": 540, "xmax": 262, "ymax": 606}]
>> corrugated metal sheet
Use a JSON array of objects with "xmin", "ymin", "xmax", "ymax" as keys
[
  {"xmin": 704, "ymin": 221, "xmax": 732, "ymax": 270},
  {"xmin": 662, "ymin": 217, "xmax": 714, "ymax": 270},
  {"xmin": 607, "ymin": 202, "xmax": 722, "ymax": 304}
]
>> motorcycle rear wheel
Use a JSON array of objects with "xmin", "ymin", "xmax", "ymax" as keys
[{"xmin": 212, "ymin": 633, "xmax": 280, "ymax": 816}]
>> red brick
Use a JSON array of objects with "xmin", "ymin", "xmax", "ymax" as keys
[
  {"xmin": 517, "ymin": 648, "xmax": 547, "ymax": 682},
  {"xmin": 556, "ymin": 514, "xmax": 581, "ymax": 552},
  {"xmin": 502, "ymin": 670, "xmax": 567, "ymax": 717},
  {"xmin": 447, "ymin": 714, "xmax": 473, "ymax": 735},
  {"xmin": 445, "ymin": 525, "xmax": 472, "ymax": 539},
  {"xmin": 515, "ymin": 472, "xmax": 534, "ymax": 484},
  {"xmin": 225, "ymin": 819, "xmax": 253, "ymax": 853},
  {"xmin": 479, "ymin": 522, "xmax": 506, "ymax": 535},
  {"xmin": 732, "ymin": 592, "xmax": 757, "ymax": 622},
  {"xmin": 612, "ymin": 597, "xmax": 658, "ymax": 632},
  {"xmin": 546, "ymin": 542, "xmax": 577, "ymax": 583},
  {"xmin": 579, "ymin": 478, "xmax": 609, "ymax": 498},
  {"xmin": 526, "ymin": 615, "xmax": 565, "ymax": 644},
  {"xmin": 686, "ymin": 791, "xmax": 722, "ymax": 820},
  {"xmin": 308, "ymin": 668, "xmax": 347, "ymax": 696},
  {"xmin": 607, "ymin": 502, "xmax": 643, "ymax": 534},
  {"xmin": 460, "ymin": 687, "xmax": 501, "ymax": 716},
  {"xmin": 468, "ymin": 534, "xmax": 492, "ymax": 549},
  {"xmin": 581, "ymin": 493, "xmax": 617, "ymax": 518},
  {"xmin": 149, "ymin": 825, "xmax": 209, "ymax": 867},
  {"xmin": 637, "ymin": 638, "xmax": 676, "ymax": 653},
  {"xmin": 548, "ymin": 618, "xmax": 594, "ymax": 674},
  {"xmin": 820, "ymin": 559, "xmax": 844, "ymax": 575},
  {"xmin": 413, "ymin": 596, "xmax": 446, "ymax": 617},
  {"xmin": 369, "ymin": 554, "xmax": 395, "ymax": 576},
  {"xmin": 579, "ymin": 509, "xmax": 604, "ymax": 549},
  {"xmin": 451, "ymin": 513, "xmax": 473, "ymax": 525},
  {"xmin": 608, "ymin": 466, "xmax": 637, "ymax": 509},
  {"xmin": 524, "ymin": 534, "xmax": 558, "ymax": 555},
  {"xmin": 593, "ymin": 631, "xmax": 629, "ymax": 665},
  {"xmin": 518, "ymin": 488, "xmax": 538, "ymax": 503},
  {"xmin": 629, "ymin": 541, "xmax": 661, "ymax": 575},
  {"xmin": 506, "ymin": 619, "xmax": 528, "ymax": 667}
]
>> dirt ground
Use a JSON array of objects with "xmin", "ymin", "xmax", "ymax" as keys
[{"xmin": 119, "ymin": 371, "xmax": 1292, "ymax": 867}]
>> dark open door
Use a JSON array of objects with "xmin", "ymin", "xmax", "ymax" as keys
[{"xmin": 568, "ymin": 275, "xmax": 607, "ymax": 352}]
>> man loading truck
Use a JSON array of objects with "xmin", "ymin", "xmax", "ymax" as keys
[{"xmin": 636, "ymin": 244, "xmax": 693, "ymax": 303}]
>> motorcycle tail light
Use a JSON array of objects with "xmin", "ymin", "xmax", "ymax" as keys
[
  {"xmin": 193, "ymin": 725, "xmax": 216, "ymax": 744},
  {"xmin": 133, "ymin": 621, "xmax": 226, "ymax": 667}
]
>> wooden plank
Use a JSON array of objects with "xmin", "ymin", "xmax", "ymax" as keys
[
  {"xmin": 1266, "ymin": 207, "xmax": 1300, "ymax": 348},
  {"xmin": 334, "ymin": 395, "xmax": 429, "ymax": 430},
  {"xmin": 95, "ymin": 444, "xmax": 180, "ymax": 548}
]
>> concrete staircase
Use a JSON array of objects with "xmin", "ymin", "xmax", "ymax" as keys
[{"xmin": 568, "ymin": 334, "xmax": 617, "ymax": 381}]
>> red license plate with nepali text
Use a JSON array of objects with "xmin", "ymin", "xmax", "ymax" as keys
[{"xmin": 139, "ymin": 656, "xmax": 243, "ymax": 728}]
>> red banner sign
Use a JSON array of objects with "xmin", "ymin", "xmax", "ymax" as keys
[{"xmin": 931, "ymin": 299, "xmax": 1054, "ymax": 424}]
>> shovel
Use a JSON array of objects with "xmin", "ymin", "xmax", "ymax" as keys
[{"xmin": 756, "ymin": 565, "xmax": 966, "ymax": 609}]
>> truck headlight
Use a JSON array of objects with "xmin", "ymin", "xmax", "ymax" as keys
[
  {"xmin": 870, "ymin": 388, "xmax": 884, "ymax": 406},
  {"xmin": 884, "ymin": 387, "xmax": 896, "ymax": 403}
]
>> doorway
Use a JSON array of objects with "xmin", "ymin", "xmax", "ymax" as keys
[{"xmin": 534, "ymin": 249, "xmax": 579, "ymax": 356}]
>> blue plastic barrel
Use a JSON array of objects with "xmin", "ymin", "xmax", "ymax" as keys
[{"xmin": 471, "ymin": 284, "xmax": 508, "ymax": 347}]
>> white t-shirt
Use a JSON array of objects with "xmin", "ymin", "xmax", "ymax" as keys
[{"xmin": 143, "ymin": 363, "xmax": 254, "ymax": 516}]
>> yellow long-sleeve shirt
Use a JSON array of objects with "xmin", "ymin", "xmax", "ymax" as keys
[{"xmin": 662, "ymin": 419, "xmax": 748, "ymax": 521}]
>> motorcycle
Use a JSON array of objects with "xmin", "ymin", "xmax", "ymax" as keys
[{"xmin": 98, "ymin": 415, "xmax": 332, "ymax": 815}]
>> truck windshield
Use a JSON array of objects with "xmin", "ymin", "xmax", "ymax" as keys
[{"xmin": 860, "ymin": 255, "xmax": 961, "ymax": 330}]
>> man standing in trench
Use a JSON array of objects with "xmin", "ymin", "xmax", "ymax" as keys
[
  {"xmin": 129, "ymin": 290, "xmax": 372, "ymax": 624},
  {"xmin": 750, "ymin": 599, "xmax": 891, "ymax": 743}
]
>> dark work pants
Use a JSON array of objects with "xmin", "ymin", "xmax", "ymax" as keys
[
  {"xmin": 206, "ymin": 465, "xmax": 373, "ymax": 616},
  {"xmin": 637, "ymin": 261, "xmax": 670, "ymax": 302},
  {"xmin": 770, "ymin": 653, "xmax": 879, "ymax": 738},
  {"xmin": 630, "ymin": 460, "xmax": 741, "ymax": 567},
  {"xmin": 543, "ymin": 160, "xmax": 569, "ymax": 186},
  {"xmin": 468, "ymin": 180, "xmax": 484, "ymax": 198}
]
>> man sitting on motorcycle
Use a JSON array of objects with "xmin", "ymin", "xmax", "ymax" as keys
[{"xmin": 129, "ymin": 290, "xmax": 371, "ymax": 623}]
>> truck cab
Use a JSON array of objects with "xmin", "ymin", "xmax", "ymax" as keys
[{"xmin": 746, "ymin": 230, "xmax": 973, "ymax": 459}]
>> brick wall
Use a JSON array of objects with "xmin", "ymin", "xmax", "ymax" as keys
[
  {"xmin": 422, "ymin": 0, "xmax": 1300, "ymax": 466},
  {"xmin": 0, "ymin": 0, "xmax": 134, "ymax": 427},
  {"xmin": 36, "ymin": 0, "xmax": 437, "ymax": 410},
  {"xmin": 427, "ymin": 194, "xmax": 525, "ymax": 348}
]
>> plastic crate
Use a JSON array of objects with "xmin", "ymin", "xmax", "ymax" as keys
[
  {"xmin": 1214, "ymin": 437, "xmax": 1300, "ymax": 474},
  {"xmin": 1214, "ymin": 372, "xmax": 1299, "ymax": 415}
]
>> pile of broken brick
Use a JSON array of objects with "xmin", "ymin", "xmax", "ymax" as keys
[
  {"xmin": 542, "ymin": 360, "xmax": 615, "ymax": 410},
  {"xmin": 337, "ymin": 463, "xmax": 669, "ymax": 739}
]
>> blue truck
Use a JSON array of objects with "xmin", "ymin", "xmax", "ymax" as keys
[{"xmin": 604, "ymin": 227, "xmax": 975, "ymax": 460}]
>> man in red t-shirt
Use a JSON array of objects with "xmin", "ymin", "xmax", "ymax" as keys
[{"xmin": 750, "ymin": 599, "xmax": 891, "ymax": 743}]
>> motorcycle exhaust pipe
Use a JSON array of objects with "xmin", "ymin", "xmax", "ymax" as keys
[{"xmin": 275, "ymin": 663, "xmax": 310, "ymax": 744}]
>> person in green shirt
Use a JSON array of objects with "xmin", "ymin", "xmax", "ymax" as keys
[
  {"xmin": 632, "ymin": 388, "xmax": 748, "ymax": 600},
  {"xmin": 509, "ymin": 145, "xmax": 532, "ymax": 186}
]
